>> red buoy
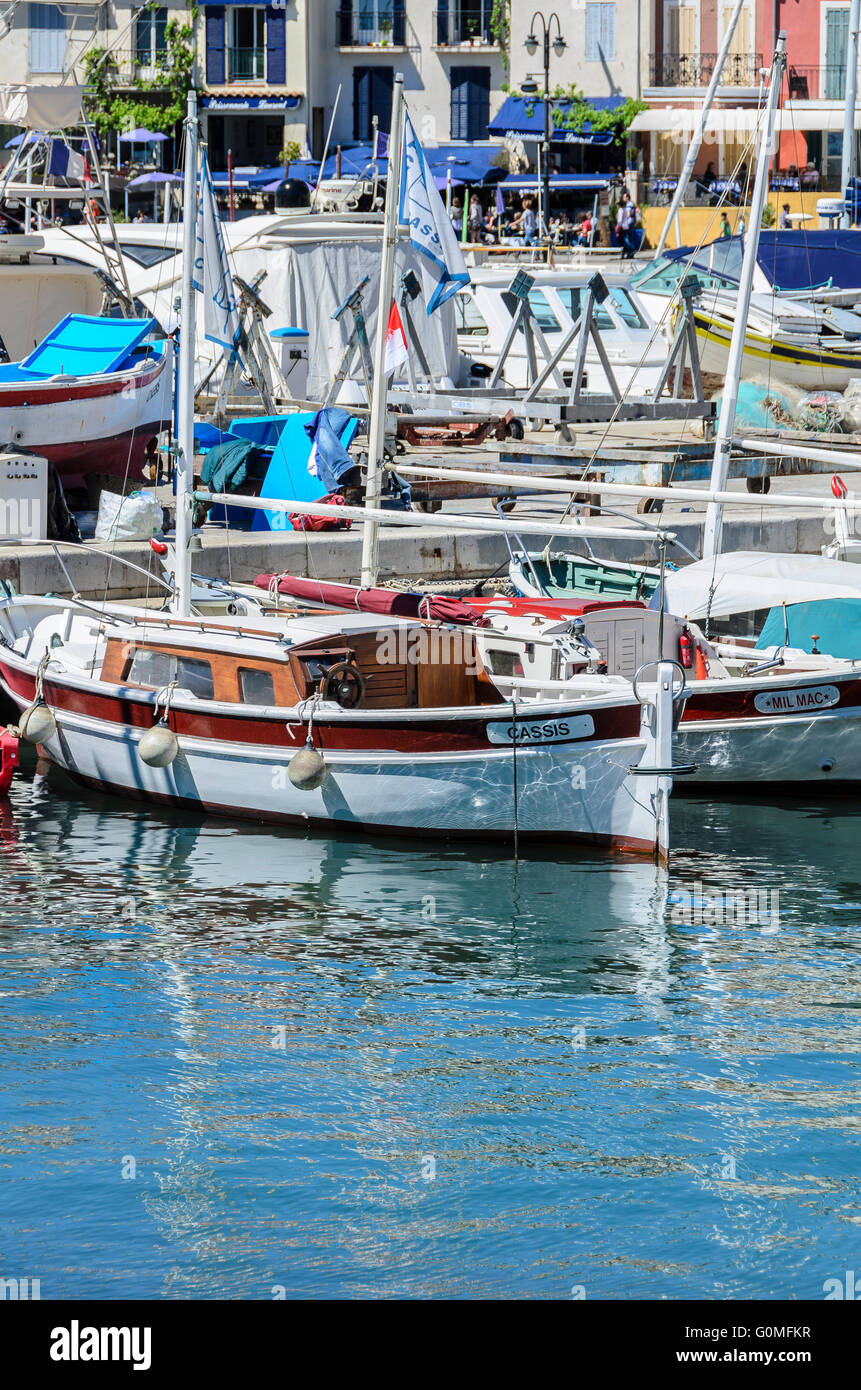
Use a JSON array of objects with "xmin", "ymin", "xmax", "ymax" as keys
[{"xmin": 0, "ymin": 729, "xmax": 20, "ymax": 796}]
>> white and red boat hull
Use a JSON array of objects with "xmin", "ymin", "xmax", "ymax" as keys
[{"xmin": 0, "ymin": 352, "xmax": 171, "ymax": 490}]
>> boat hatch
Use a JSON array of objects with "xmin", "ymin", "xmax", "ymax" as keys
[{"xmin": 18, "ymin": 314, "xmax": 158, "ymax": 378}]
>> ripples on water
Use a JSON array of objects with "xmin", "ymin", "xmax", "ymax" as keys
[{"xmin": 1, "ymin": 753, "xmax": 860, "ymax": 1299}]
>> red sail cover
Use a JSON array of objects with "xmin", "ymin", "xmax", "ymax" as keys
[{"xmin": 254, "ymin": 574, "xmax": 490, "ymax": 626}]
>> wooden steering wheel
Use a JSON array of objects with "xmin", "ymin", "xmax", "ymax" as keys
[{"xmin": 320, "ymin": 661, "xmax": 366, "ymax": 710}]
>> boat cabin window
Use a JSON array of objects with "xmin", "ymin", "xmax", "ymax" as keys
[
  {"xmin": 483, "ymin": 647, "xmax": 525, "ymax": 677},
  {"xmin": 127, "ymin": 649, "xmax": 215, "ymax": 700},
  {"xmin": 454, "ymin": 293, "xmax": 489, "ymax": 336},
  {"xmin": 607, "ymin": 288, "xmax": 647, "ymax": 329},
  {"xmin": 556, "ymin": 286, "xmax": 615, "ymax": 331},
  {"xmin": 239, "ymin": 667, "xmax": 276, "ymax": 705},
  {"xmin": 502, "ymin": 288, "xmax": 561, "ymax": 333}
]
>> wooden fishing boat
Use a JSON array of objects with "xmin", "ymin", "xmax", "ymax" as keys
[{"xmin": 0, "ymin": 596, "xmax": 679, "ymax": 856}]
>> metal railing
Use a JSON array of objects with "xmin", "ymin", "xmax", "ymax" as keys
[
  {"xmin": 336, "ymin": 10, "xmax": 406, "ymax": 46},
  {"xmin": 228, "ymin": 47, "xmax": 265, "ymax": 82},
  {"xmin": 649, "ymin": 51, "xmax": 763, "ymax": 87},
  {"xmin": 432, "ymin": 8, "xmax": 497, "ymax": 47},
  {"xmin": 786, "ymin": 64, "xmax": 847, "ymax": 101}
]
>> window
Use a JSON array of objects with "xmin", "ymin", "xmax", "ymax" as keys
[
  {"xmin": 104, "ymin": 241, "xmax": 178, "ymax": 269},
  {"xmin": 127, "ymin": 650, "xmax": 214, "ymax": 701},
  {"xmin": 357, "ymin": 0, "xmax": 394, "ymax": 45},
  {"xmin": 825, "ymin": 6, "xmax": 850, "ymax": 100},
  {"xmin": 353, "ymin": 64, "xmax": 394, "ymax": 139},
  {"xmin": 484, "ymin": 648, "xmax": 524, "ymax": 677},
  {"xmin": 239, "ymin": 668, "xmax": 276, "ymax": 705},
  {"xmin": 585, "ymin": 3, "xmax": 616, "ymax": 62},
  {"xmin": 229, "ymin": 6, "xmax": 266, "ymax": 82},
  {"xmin": 454, "ymin": 293, "xmax": 489, "ymax": 336},
  {"xmin": 29, "ymin": 3, "xmax": 66, "ymax": 74},
  {"xmin": 556, "ymin": 286, "xmax": 616, "ymax": 332},
  {"xmin": 607, "ymin": 288, "xmax": 647, "ymax": 329},
  {"xmin": 135, "ymin": 6, "xmax": 168, "ymax": 67},
  {"xmin": 501, "ymin": 288, "xmax": 562, "ymax": 333},
  {"xmin": 450, "ymin": 66, "xmax": 490, "ymax": 142}
]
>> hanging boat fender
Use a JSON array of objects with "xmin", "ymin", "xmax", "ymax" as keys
[
  {"xmin": 287, "ymin": 695, "xmax": 327, "ymax": 790},
  {"xmin": 139, "ymin": 682, "xmax": 179, "ymax": 768},
  {"xmin": 17, "ymin": 653, "xmax": 58, "ymax": 744},
  {"xmin": 0, "ymin": 729, "xmax": 20, "ymax": 796}
]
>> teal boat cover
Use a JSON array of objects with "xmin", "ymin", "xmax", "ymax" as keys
[
  {"xmin": 19, "ymin": 314, "xmax": 157, "ymax": 378},
  {"xmin": 757, "ymin": 599, "xmax": 861, "ymax": 659}
]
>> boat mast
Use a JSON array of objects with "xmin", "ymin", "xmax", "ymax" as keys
[
  {"xmin": 360, "ymin": 73, "xmax": 405, "ymax": 589},
  {"xmin": 841, "ymin": 0, "xmax": 861, "ymax": 229},
  {"xmin": 174, "ymin": 86, "xmax": 198, "ymax": 618},
  {"xmin": 702, "ymin": 32, "xmax": 786, "ymax": 560},
  {"xmin": 654, "ymin": 0, "xmax": 749, "ymax": 258}
]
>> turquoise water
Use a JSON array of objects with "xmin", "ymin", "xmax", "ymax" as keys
[{"xmin": 1, "ymin": 761, "xmax": 861, "ymax": 1300}]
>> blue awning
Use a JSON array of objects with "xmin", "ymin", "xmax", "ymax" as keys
[
  {"xmin": 487, "ymin": 96, "xmax": 625, "ymax": 145},
  {"xmin": 319, "ymin": 141, "xmax": 506, "ymax": 183}
]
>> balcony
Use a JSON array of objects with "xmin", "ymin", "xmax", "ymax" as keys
[
  {"xmin": 228, "ymin": 47, "xmax": 265, "ymax": 82},
  {"xmin": 649, "ymin": 51, "xmax": 763, "ymax": 88},
  {"xmin": 432, "ymin": 8, "xmax": 497, "ymax": 48},
  {"xmin": 786, "ymin": 64, "xmax": 846, "ymax": 101},
  {"xmin": 88, "ymin": 49, "xmax": 171, "ymax": 89},
  {"xmin": 336, "ymin": 10, "xmax": 406, "ymax": 47}
]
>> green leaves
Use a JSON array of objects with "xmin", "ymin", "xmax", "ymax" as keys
[{"xmin": 82, "ymin": 14, "xmax": 195, "ymax": 137}]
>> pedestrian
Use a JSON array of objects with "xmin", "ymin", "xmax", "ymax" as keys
[
  {"xmin": 468, "ymin": 193, "xmax": 483, "ymax": 242},
  {"xmin": 779, "ymin": 202, "xmax": 792, "ymax": 229},
  {"xmin": 520, "ymin": 196, "xmax": 537, "ymax": 246},
  {"xmin": 450, "ymin": 198, "xmax": 463, "ymax": 237},
  {"xmin": 720, "ymin": 210, "xmax": 732, "ymax": 238},
  {"xmin": 616, "ymin": 192, "xmax": 638, "ymax": 258}
]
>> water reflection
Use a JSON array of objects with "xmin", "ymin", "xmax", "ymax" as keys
[{"xmin": 1, "ymin": 759, "xmax": 860, "ymax": 1299}]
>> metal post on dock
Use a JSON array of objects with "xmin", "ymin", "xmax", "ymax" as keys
[
  {"xmin": 841, "ymin": 0, "xmax": 861, "ymax": 228},
  {"xmin": 174, "ymin": 86, "xmax": 198, "ymax": 619}
]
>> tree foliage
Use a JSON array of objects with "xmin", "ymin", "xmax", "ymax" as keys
[
  {"xmin": 501, "ymin": 82, "xmax": 647, "ymax": 146},
  {"xmin": 82, "ymin": 7, "xmax": 197, "ymax": 138}
]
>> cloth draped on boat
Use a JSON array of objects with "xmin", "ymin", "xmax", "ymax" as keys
[
  {"xmin": 253, "ymin": 574, "xmax": 490, "ymax": 626},
  {"xmin": 303, "ymin": 408, "xmax": 357, "ymax": 492},
  {"xmin": 199, "ymin": 438, "xmax": 268, "ymax": 495}
]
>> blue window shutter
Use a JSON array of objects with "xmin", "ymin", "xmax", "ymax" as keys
[
  {"xmin": 437, "ymin": 0, "xmax": 448, "ymax": 46},
  {"xmin": 339, "ymin": 1, "xmax": 353, "ymax": 46},
  {"xmin": 451, "ymin": 66, "xmax": 489, "ymax": 142},
  {"xmin": 353, "ymin": 65, "xmax": 393, "ymax": 140},
  {"xmin": 205, "ymin": 6, "xmax": 225, "ymax": 85},
  {"xmin": 266, "ymin": 7, "xmax": 286, "ymax": 85},
  {"xmin": 354, "ymin": 66, "xmax": 370, "ymax": 139},
  {"xmin": 393, "ymin": 0, "xmax": 405, "ymax": 46}
]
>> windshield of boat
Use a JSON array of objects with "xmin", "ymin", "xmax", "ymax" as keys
[
  {"xmin": 555, "ymin": 285, "xmax": 647, "ymax": 331},
  {"xmin": 104, "ymin": 240, "xmax": 177, "ymax": 268},
  {"xmin": 500, "ymin": 288, "xmax": 562, "ymax": 333}
]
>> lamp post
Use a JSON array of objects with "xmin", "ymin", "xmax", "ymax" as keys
[{"xmin": 524, "ymin": 11, "xmax": 566, "ymax": 240}]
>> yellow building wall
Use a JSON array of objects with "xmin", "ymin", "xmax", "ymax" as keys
[{"xmin": 640, "ymin": 192, "xmax": 836, "ymax": 250}]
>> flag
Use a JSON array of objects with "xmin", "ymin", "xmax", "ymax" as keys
[
  {"xmin": 398, "ymin": 112, "xmax": 469, "ymax": 314},
  {"xmin": 192, "ymin": 150, "xmax": 242, "ymax": 353},
  {"xmin": 47, "ymin": 139, "xmax": 85, "ymax": 183},
  {"xmin": 384, "ymin": 300, "xmax": 409, "ymax": 376},
  {"xmin": 374, "ymin": 130, "xmax": 389, "ymax": 160}
]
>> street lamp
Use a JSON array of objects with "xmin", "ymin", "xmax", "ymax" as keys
[{"xmin": 524, "ymin": 11, "xmax": 566, "ymax": 239}]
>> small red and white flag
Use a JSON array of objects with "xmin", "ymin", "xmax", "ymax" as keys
[{"xmin": 384, "ymin": 300, "xmax": 409, "ymax": 376}]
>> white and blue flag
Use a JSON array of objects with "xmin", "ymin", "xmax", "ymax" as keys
[
  {"xmin": 398, "ymin": 114, "xmax": 468, "ymax": 314},
  {"xmin": 192, "ymin": 150, "xmax": 242, "ymax": 353},
  {"xmin": 47, "ymin": 139, "xmax": 85, "ymax": 183}
]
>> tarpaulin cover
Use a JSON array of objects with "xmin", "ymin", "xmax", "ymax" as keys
[
  {"xmin": 663, "ymin": 231, "xmax": 861, "ymax": 292},
  {"xmin": 253, "ymin": 574, "xmax": 490, "ymax": 625},
  {"xmin": 659, "ymin": 552, "xmax": 861, "ymax": 621},
  {"xmin": 0, "ymin": 85, "xmax": 83, "ymax": 130},
  {"xmin": 757, "ymin": 598, "xmax": 861, "ymax": 658}
]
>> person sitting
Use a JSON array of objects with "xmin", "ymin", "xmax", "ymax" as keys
[
  {"xmin": 779, "ymin": 202, "xmax": 792, "ymax": 229},
  {"xmin": 577, "ymin": 211, "xmax": 593, "ymax": 246}
]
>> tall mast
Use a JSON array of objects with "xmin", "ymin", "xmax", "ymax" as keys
[
  {"xmin": 173, "ymin": 86, "xmax": 198, "ymax": 617},
  {"xmin": 360, "ymin": 73, "xmax": 404, "ymax": 589},
  {"xmin": 702, "ymin": 32, "xmax": 786, "ymax": 559},
  {"xmin": 842, "ymin": 0, "xmax": 861, "ymax": 228},
  {"xmin": 654, "ymin": 0, "xmax": 749, "ymax": 258}
]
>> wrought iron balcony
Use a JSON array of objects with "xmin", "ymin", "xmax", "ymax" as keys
[
  {"xmin": 228, "ymin": 47, "xmax": 265, "ymax": 82},
  {"xmin": 432, "ymin": 8, "xmax": 497, "ymax": 48},
  {"xmin": 786, "ymin": 64, "xmax": 846, "ymax": 101},
  {"xmin": 336, "ymin": 10, "xmax": 406, "ymax": 47},
  {"xmin": 649, "ymin": 52, "xmax": 764, "ymax": 88}
]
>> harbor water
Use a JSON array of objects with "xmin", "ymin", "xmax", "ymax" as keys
[{"xmin": 1, "ymin": 758, "xmax": 860, "ymax": 1301}]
